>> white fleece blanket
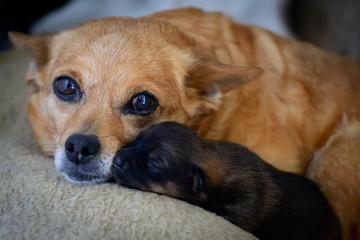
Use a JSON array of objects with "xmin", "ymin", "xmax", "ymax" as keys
[{"xmin": 0, "ymin": 50, "xmax": 256, "ymax": 239}]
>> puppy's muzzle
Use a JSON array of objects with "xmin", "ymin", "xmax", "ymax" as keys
[
  {"xmin": 112, "ymin": 148, "xmax": 139, "ymax": 185},
  {"xmin": 65, "ymin": 134, "xmax": 100, "ymax": 164},
  {"xmin": 113, "ymin": 149, "xmax": 133, "ymax": 172}
]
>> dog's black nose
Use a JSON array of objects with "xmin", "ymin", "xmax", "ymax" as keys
[{"xmin": 65, "ymin": 134, "xmax": 100, "ymax": 164}]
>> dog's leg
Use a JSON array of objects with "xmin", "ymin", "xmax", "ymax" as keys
[{"xmin": 306, "ymin": 117, "xmax": 360, "ymax": 240}]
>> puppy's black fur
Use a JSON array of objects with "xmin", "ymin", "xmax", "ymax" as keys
[{"xmin": 113, "ymin": 122, "xmax": 342, "ymax": 240}]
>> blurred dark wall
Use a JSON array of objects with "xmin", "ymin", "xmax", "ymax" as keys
[
  {"xmin": 1, "ymin": 0, "xmax": 360, "ymax": 62},
  {"xmin": 0, "ymin": 0, "xmax": 69, "ymax": 51},
  {"xmin": 287, "ymin": 0, "xmax": 360, "ymax": 61}
]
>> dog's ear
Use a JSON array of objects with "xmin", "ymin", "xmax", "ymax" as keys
[
  {"xmin": 9, "ymin": 32, "xmax": 52, "ymax": 66},
  {"xmin": 186, "ymin": 57, "xmax": 263, "ymax": 96},
  {"xmin": 9, "ymin": 32, "xmax": 53, "ymax": 90},
  {"xmin": 190, "ymin": 166, "xmax": 205, "ymax": 193},
  {"xmin": 183, "ymin": 57, "xmax": 263, "ymax": 129}
]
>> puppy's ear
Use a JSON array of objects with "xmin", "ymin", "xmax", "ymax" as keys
[
  {"xmin": 9, "ymin": 32, "xmax": 53, "ymax": 90},
  {"xmin": 190, "ymin": 166, "xmax": 205, "ymax": 193},
  {"xmin": 186, "ymin": 57, "xmax": 263, "ymax": 96}
]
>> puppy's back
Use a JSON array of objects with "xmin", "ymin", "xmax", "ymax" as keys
[
  {"xmin": 257, "ymin": 170, "xmax": 342, "ymax": 240},
  {"xmin": 204, "ymin": 141, "xmax": 342, "ymax": 240}
]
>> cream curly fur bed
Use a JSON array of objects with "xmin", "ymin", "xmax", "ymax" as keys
[{"xmin": 0, "ymin": 50, "xmax": 256, "ymax": 239}]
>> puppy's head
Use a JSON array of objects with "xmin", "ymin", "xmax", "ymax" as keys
[
  {"xmin": 113, "ymin": 121, "xmax": 209, "ymax": 202},
  {"xmin": 10, "ymin": 16, "xmax": 262, "ymax": 184}
]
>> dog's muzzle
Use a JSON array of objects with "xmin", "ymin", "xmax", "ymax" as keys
[
  {"xmin": 55, "ymin": 134, "xmax": 113, "ymax": 184},
  {"xmin": 65, "ymin": 134, "xmax": 100, "ymax": 164}
]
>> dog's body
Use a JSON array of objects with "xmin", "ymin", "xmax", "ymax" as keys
[
  {"xmin": 10, "ymin": 8, "xmax": 360, "ymax": 238},
  {"xmin": 113, "ymin": 122, "xmax": 342, "ymax": 240}
]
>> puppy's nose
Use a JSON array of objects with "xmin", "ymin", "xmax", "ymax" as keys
[
  {"xmin": 113, "ymin": 149, "xmax": 132, "ymax": 169},
  {"xmin": 113, "ymin": 153, "xmax": 127, "ymax": 168},
  {"xmin": 65, "ymin": 134, "xmax": 100, "ymax": 164}
]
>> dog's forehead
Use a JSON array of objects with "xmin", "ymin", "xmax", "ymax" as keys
[
  {"xmin": 52, "ymin": 34, "xmax": 168, "ymax": 79},
  {"xmin": 48, "ymin": 20, "xmax": 190, "ymax": 98}
]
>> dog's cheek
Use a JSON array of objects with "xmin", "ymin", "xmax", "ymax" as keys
[
  {"xmin": 27, "ymin": 93, "xmax": 56, "ymax": 156},
  {"xmin": 122, "ymin": 111, "xmax": 162, "ymax": 137},
  {"xmin": 134, "ymin": 113, "xmax": 159, "ymax": 129},
  {"xmin": 178, "ymin": 98, "xmax": 218, "ymax": 133}
]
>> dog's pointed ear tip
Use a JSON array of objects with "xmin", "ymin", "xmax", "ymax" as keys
[
  {"xmin": 8, "ymin": 31, "xmax": 54, "ymax": 46},
  {"xmin": 8, "ymin": 31, "xmax": 24, "ymax": 41},
  {"xmin": 8, "ymin": 31, "xmax": 18, "ymax": 38},
  {"xmin": 8, "ymin": 31, "xmax": 30, "ymax": 49}
]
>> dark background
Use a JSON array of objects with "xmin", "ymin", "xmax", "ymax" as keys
[
  {"xmin": 1, "ymin": 0, "xmax": 359, "ymax": 61},
  {"xmin": 0, "ymin": 0, "xmax": 68, "ymax": 50}
]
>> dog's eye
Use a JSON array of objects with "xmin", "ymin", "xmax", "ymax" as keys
[
  {"xmin": 123, "ymin": 91, "xmax": 158, "ymax": 115},
  {"xmin": 53, "ymin": 76, "xmax": 81, "ymax": 102}
]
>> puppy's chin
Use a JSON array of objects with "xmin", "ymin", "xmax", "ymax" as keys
[{"xmin": 54, "ymin": 148, "xmax": 113, "ymax": 184}]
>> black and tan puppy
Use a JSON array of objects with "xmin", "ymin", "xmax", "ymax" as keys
[{"xmin": 112, "ymin": 122, "xmax": 341, "ymax": 240}]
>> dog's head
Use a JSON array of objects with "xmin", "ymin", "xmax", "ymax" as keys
[
  {"xmin": 10, "ymin": 16, "xmax": 262, "ymax": 184},
  {"xmin": 113, "ymin": 121, "xmax": 210, "ymax": 202}
]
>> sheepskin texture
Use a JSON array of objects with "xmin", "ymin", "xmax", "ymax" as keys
[{"xmin": 0, "ymin": 50, "xmax": 256, "ymax": 240}]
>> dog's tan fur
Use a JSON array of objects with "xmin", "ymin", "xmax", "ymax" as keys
[
  {"xmin": 307, "ymin": 118, "xmax": 360, "ymax": 240},
  {"xmin": 10, "ymin": 8, "xmax": 360, "ymax": 238}
]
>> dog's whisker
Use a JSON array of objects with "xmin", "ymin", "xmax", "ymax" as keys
[
  {"xmin": 39, "ymin": 141, "xmax": 57, "ymax": 152},
  {"xmin": 53, "ymin": 134, "xmax": 60, "ymax": 145},
  {"xmin": 98, "ymin": 136, "xmax": 109, "ymax": 141},
  {"xmin": 40, "ymin": 141, "xmax": 56, "ymax": 147}
]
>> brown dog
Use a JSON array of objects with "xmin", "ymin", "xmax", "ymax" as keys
[
  {"xmin": 9, "ymin": 8, "xmax": 360, "ymax": 238},
  {"xmin": 113, "ymin": 121, "xmax": 342, "ymax": 240}
]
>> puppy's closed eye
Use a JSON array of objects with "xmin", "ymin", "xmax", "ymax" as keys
[
  {"xmin": 53, "ymin": 75, "xmax": 82, "ymax": 102},
  {"xmin": 146, "ymin": 152, "xmax": 166, "ymax": 174}
]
